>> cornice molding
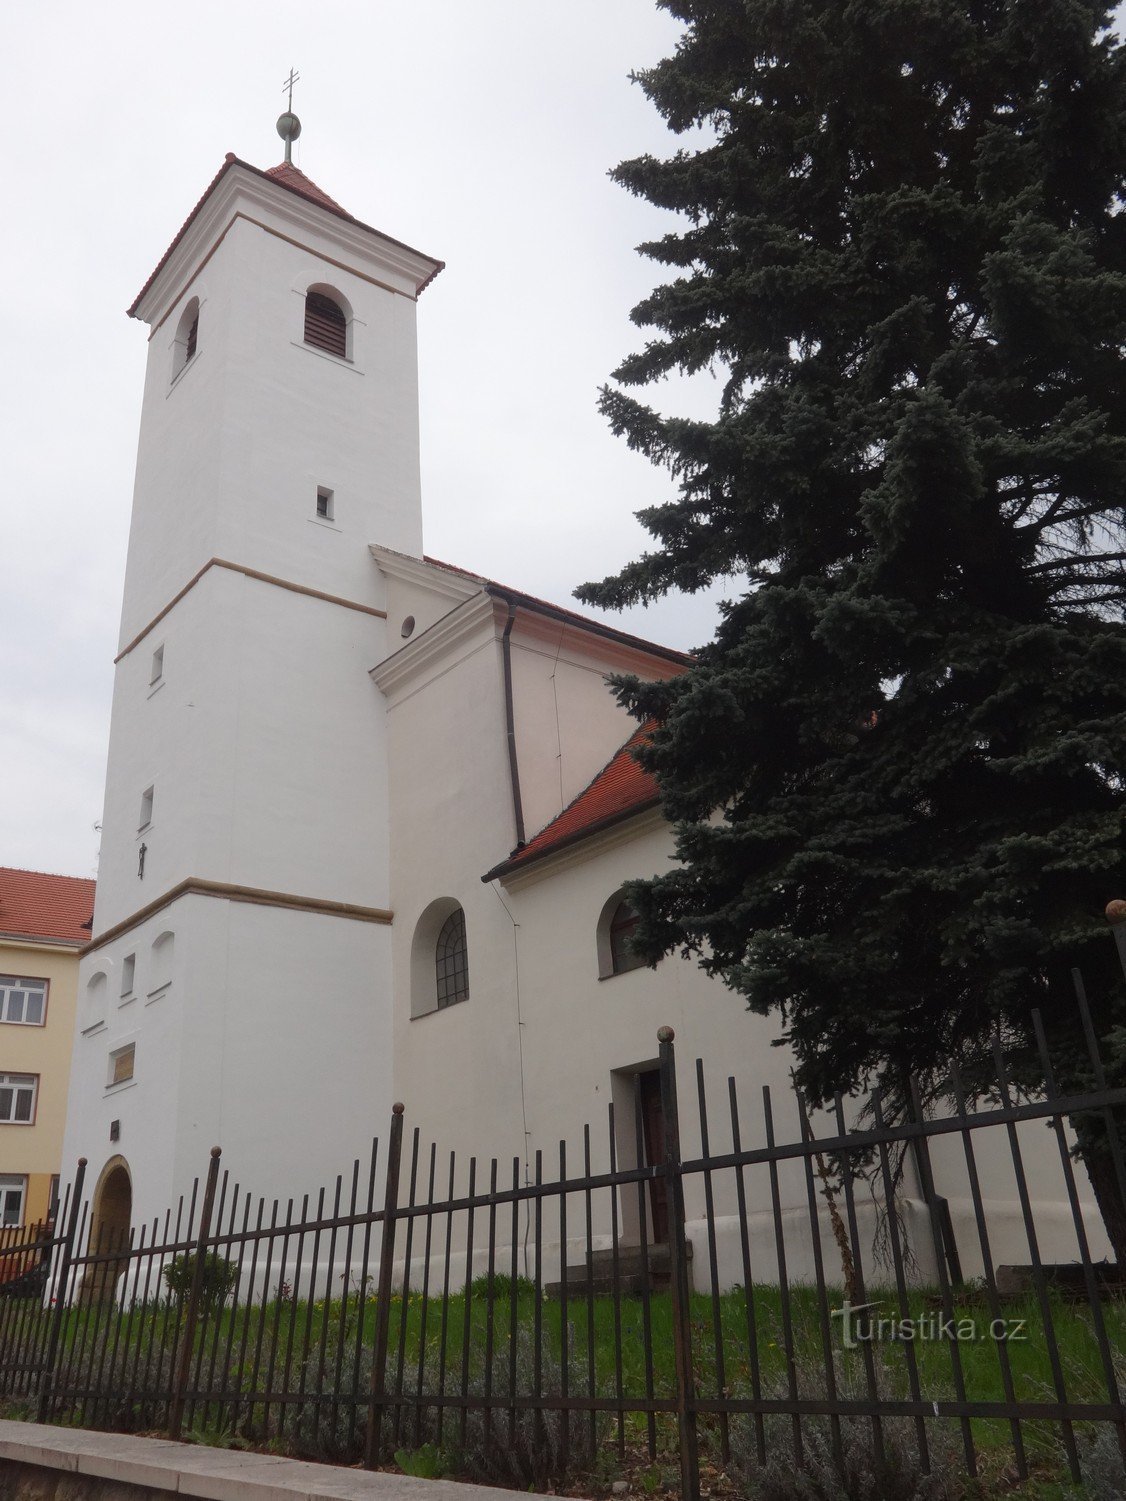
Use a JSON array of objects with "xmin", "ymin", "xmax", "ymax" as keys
[
  {"xmin": 134, "ymin": 164, "xmax": 442, "ymax": 330},
  {"xmin": 82, "ymin": 878, "xmax": 393, "ymax": 956},
  {"xmin": 116, "ymin": 558, "xmax": 386, "ymax": 663},
  {"xmin": 370, "ymin": 592, "xmax": 497, "ymax": 699},
  {"xmin": 369, "ymin": 546, "xmax": 482, "ymax": 605},
  {"xmin": 0, "ymin": 934, "xmax": 83, "ymax": 954}
]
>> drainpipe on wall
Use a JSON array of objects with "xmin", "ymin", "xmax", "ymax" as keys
[{"xmin": 499, "ymin": 598, "xmax": 526, "ymax": 849}]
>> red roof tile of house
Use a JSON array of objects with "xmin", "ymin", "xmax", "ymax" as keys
[
  {"xmin": 0, "ymin": 868, "xmax": 96, "ymax": 946},
  {"xmin": 129, "ymin": 154, "xmax": 443, "ymax": 317},
  {"xmin": 484, "ymin": 725, "xmax": 660, "ymax": 881}
]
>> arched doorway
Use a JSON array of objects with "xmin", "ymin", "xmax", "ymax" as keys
[{"xmin": 81, "ymin": 1156, "xmax": 132, "ymax": 1303}]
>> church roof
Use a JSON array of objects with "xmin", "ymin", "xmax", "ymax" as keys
[
  {"xmin": 263, "ymin": 161, "xmax": 349, "ymax": 215},
  {"xmin": 484, "ymin": 723, "xmax": 660, "ymax": 881},
  {"xmin": 421, "ymin": 556, "xmax": 691, "ymax": 667},
  {"xmin": 0, "ymin": 867, "xmax": 96, "ymax": 946},
  {"xmin": 128, "ymin": 154, "xmax": 444, "ymax": 317}
]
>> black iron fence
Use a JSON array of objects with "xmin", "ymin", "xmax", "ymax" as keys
[{"xmin": 3, "ymin": 969, "xmax": 1126, "ymax": 1496}]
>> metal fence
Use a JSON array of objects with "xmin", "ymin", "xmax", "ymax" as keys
[{"xmin": 3, "ymin": 969, "xmax": 1126, "ymax": 1496}]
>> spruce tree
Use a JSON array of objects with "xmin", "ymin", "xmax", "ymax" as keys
[{"xmin": 580, "ymin": 0, "xmax": 1126, "ymax": 1255}]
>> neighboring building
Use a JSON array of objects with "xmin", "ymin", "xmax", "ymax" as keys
[
  {"xmin": 0, "ymin": 868, "xmax": 94, "ymax": 1230},
  {"xmin": 60, "ymin": 130, "xmax": 1111, "ymax": 1287}
]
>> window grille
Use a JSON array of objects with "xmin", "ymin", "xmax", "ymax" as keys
[
  {"xmin": 609, "ymin": 900, "xmax": 644, "ymax": 975},
  {"xmin": 435, "ymin": 908, "xmax": 470, "ymax": 1009}
]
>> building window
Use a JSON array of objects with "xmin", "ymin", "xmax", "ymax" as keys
[
  {"xmin": 435, "ymin": 908, "xmax": 470, "ymax": 1009},
  {"xmin": 304, "ymin": 290, "xmax": 348, "ymax": 358},
  {"xmin": 120, "ymin": 955, "xmax": 136, "ymax": 998},
  {"xmin": 0, "ymin": 1176, "xmax": 26, "ymax": 1228},
  {"xmin": 139, "ymin": 785, "xmax": 154, "ymax": 830},
  {"xmin": 609, "ymin": 901, "xmax": 644, "ymax": 975},
  {"xmin": 150, "ymin": 644, "xmax": 164, "ymax": 685},
  {"xmin": 0, "ymin": 1074, "xmax": 37, "ymax": 1124},
  {"xmin": 0, "ymin": 976, "xmax": 47, "ymax": 1026},
  {"xmin": 85, "ymin": 971, "xmax": 107, "ymax": 1029},
  {"xmin": 108, "ymin": 1045, "xmax": 135, "ymax": 1088},
  {"xmin": 316, "ymin": 486, "xmax": 334, "ymax": 521},
  {"xmin": 172, "ymin": 296, "xmax": 200, "ymax": 381},
  {"xmin": 149, "ymin": 931, "xmax": 174, "ymax": 998}
]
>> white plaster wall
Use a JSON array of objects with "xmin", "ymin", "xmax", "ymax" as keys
[
  {"xmin": 121, "ymin": 197, "xmax": 426, "ymax": 648},
  {"xmin": 169, "ymin": 898, "xmax": 393, "ymax": 1212},
  {"xmin": 508, "ymin": 618, "xmax": 680, "ymax": 841},
  {"xmin": 67, "ymin": 169, "xmax": 418, "ymax": 1240},
  {"xmin": 62, "ymin": 900, "xmax": 190, "ymax": 1231},
  {"xmin": 383, "ymin": 614, "xmax": 527, "ymax": 1157},
  {"xmin": 92, "ymin": 565, "xmax": 392, "ymax": 933},
  {"xmin": 63, "ymin": 892, "xmax": 394, "ymax": 1236},
  {"xmin": 501, "ymin": 820, "xmax": 812, "ymax": 1215}
]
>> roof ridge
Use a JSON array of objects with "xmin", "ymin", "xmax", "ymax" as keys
[
  {"xmin": 129, "ymin": 155, "xmax": 444, "ymax": 318},
  {"xmin": 0, "ymin": 865, "xmax": 95, "ymax": 884}
]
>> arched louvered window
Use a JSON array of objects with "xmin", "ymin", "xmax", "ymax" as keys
[
  {"xmin": 172, "ymin": 296, "xmax": 200, "ymax": 382},
  {"xmin": 609, "ymin": 900, "xmax": 644, "ymax": 976},
  {"xmin": 435, "ymin": 908, "xmax": 470, "ymax": 1009},
  {"xmin": 304, "ymin": 290, "xmax": 348, "ymax": 358}
]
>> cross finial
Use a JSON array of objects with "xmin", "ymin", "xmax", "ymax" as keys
[{"xmin": 277, "ymin": 69, "xmax": 302, "ymax": 164}]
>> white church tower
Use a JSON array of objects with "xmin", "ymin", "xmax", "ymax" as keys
[{"xmin": 62, "ymin": 113, "xmax": 443, "ymax": 1236}]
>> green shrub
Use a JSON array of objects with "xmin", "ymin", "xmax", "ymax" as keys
[
  {"xmin": 162, "ymin": 1251, "xmax": 237, "ymax": 1312},
  {"xmin": 395, "ymin": 1443, "xmax": 448, "ymax": 1478},
  {"xmin": 468, "ymin": 1272, "xmax": 537, "ymax": 1300}
]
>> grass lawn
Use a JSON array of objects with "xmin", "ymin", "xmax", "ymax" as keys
[{"xmin": 3, "ymin": 1278, "xmax": 1123, "ymax": 1498}]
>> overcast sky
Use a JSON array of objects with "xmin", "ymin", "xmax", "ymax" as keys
[
  {"xmin": 4, "ymin": 4, "xmax": 1122, "ymax": 881},
  {"xmin": 1, "ymin": 1, "xmax": 732, "ymax": 880}
]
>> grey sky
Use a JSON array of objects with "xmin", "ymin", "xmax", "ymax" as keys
[
  {"xmin": 2, "ymin": 1, "xmax": 727, "ymax": 879},
  {"xmin": 5, "ymin": 3, "xmax": 1121, "ymax": 880}
]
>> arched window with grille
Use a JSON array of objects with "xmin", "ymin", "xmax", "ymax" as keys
[
  {"xmin": 435, "ymin": 907, "xmax": 470, "ymax": 1009},
  {"xmin": 609, "ymin": 901, "xmax": 644, "ymax": 975},
  {"xmin": 597, "ymin": 891, "xmax": 647, "ymax": 979},
  {"xmin": 304, "ymin": 288, "xmax": 348, "ymax": 358}
]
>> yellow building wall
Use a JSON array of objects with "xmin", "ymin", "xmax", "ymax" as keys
[{"xmin": 0, "ymin": 939, "xmax": 80, "ymax": 1227}]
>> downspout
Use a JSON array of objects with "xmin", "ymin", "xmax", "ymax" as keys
[
  {"xmin": 499, "ymin": 599, "xmax": 526, "ymax": 849},
  {"xmin": 496, "ymin": 595, "xmax": 530, "ymax": 1272}
]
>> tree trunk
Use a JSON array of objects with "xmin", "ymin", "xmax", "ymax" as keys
[{"xmin": 1074, "ymin": 1126, "xmax": 1126, "ymax": 1266}]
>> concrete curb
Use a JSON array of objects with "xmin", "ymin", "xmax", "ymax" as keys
[{"xmin": 0, "ymin": 1420, "xmax": 536, "ymax": 1501}]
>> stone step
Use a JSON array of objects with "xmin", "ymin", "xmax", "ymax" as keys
[
  {"xmin": 545, "ymin": 1242, "xmax": 686, "ymax": 1299},
  {"xmin": 545, "ymin": 1272, "xmax": 650, "ymax": 1299}
]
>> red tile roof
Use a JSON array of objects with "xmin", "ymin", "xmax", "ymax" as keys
[
  {"xmin": 129, "ymin": 154, "xmax": 443, "ymax": 317},
  {"xmin": 0, "ymin": 868, "xmax": 96, "ymax": 946},
  {"xmin": 264, "ymin": 161, "xmax": 348, "ymax": 214},
  {"xmin": 484, "ymin": 724, "xmax": 660, "ymax": 880}
]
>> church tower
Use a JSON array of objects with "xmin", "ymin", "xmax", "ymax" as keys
[{"xmin": 62, "ymin": 121, "xmax": 443, "ymax": 1232}]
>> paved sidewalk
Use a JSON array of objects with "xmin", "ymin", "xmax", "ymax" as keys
[{"xmin": 0, "ymin": 1420, "xmax": 532, "ymax": 1501}]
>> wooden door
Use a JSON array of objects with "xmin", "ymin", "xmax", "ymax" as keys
[{"xmin": 638, "ymin": 1069, "xmax": 669, "ymax": 1244}]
